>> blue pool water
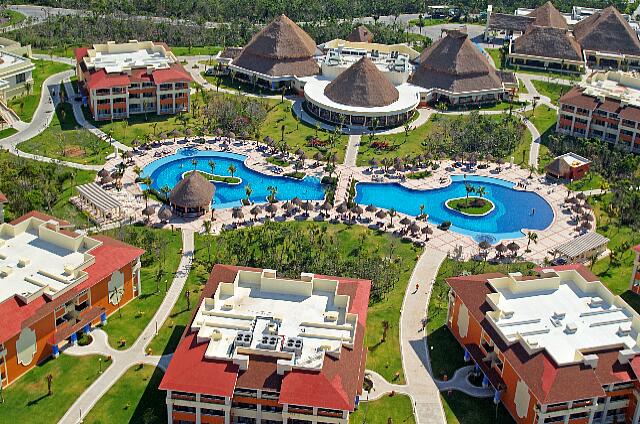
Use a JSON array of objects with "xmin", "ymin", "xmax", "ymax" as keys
[
  {"xmin": 354, "ymin": 175, "xmax": 554, "ymax": 242},
  {"xmin": 141, "ymin": 148, "xmax": 325, "ymax": 208}
]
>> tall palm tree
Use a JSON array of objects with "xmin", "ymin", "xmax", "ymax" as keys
[
  {"xmin": 389, "ymin": 208, "xmax": 397, "ymax": 227},
  {"xmin": 208, "ymin": 159, "xmax": 216, "ymax": 176},
  {"xmin": 419, "ymin": 204, "xmax": 425, "ymax": 220},
  {"xmin": 228, "ymin": 163, "xmax": 237, "ymax": 178},
  {"xmin": 160, "ymin": 185, "xmax": 171, "ymax": 202},
  {"xmin": 465, "ymin": 183, "xmax": 475, "ymax": 206},
  {"xmin": 191, "ymin": 158, "xmax": 198, "ymax": 171},
  {"xmin": 526, "ymin": 231, "xmax": 538, "ymax": 252},
  {"xmin": 475, "ymin": 186, "xmax": 486, "ymax": 198},
  {"xmin": 244, "ymin": 184, "xmax": 253, "ymax": 204},
  {"xmin": 267, "ymin": 185, "xmax": 278, "ymax": 203}
]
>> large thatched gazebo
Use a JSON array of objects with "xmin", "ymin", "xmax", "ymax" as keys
[
  {"xmin": 168, "ymin": 171, "xmax": 215, "ymax": 217},
  {"xmin": 509, "ymin": 25, "xmax": 584, "ymax": 73},
  {"xmin": 230, "ymin": 14, "xmax": 319, "ymax": 91},
  {"xmin": 347, "ymin": 25, "xmax": 374, "ymax": 43},
  {"xmin": 304, "ymin": 56, "xmax": 419, "ymax": 128},
  {"xmin": 411, "ymin": 30, "xmax": 508, "ymax": 106}
]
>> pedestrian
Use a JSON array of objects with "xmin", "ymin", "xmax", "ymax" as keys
[{"xmin": 413, "ymin": 283, "xmax": 419, "ymax": 294}]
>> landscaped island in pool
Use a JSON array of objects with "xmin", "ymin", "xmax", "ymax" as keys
[
  {"xmin": 141, "ymin": 148, "xmax": 325, "ymax": 208},
  {"xmin": 354, "ymin": 175, "xmax": 554, "ymax": 242}
]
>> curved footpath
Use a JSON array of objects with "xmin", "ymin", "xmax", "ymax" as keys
[{"xmin": 57, "ymin": 229, "xmax": 194, "ymax": 424}]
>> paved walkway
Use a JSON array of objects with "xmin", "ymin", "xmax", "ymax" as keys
[
  {"xmin": 57, "ymin": 228, "xmax": 194, "ymax": 424},
  {"xmin": 344, "ymin": 135, "xmax": 361, "ymax": 167}
]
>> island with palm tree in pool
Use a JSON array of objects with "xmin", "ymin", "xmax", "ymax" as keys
[{"xmin": 444, "ymin": 184, "xmax": 495, "ymax": 216}]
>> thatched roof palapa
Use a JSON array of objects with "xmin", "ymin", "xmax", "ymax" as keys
[
  {"xmin": 487, "ymin": 13, "xmax": 534, "ymax": 32},
  {"xmin": 411, "ymin": 30, "xmax": 504, "ymax": 94},
  {"xmin": 324, "ymin": 57, "xmax": 399, "ymax": 108},
  {"xmin": 512, "ymin": 25, "xmax": 583, "ymax": 61},
  {"xmin": 527, "ymin": 2, "xmax": 567, "ymax": 29},
  {"xmin": 573, "ymin": 6, "xmax": 640, "ymax": 56},
  {"xmin": 232, "ymin": 14, "xmax": 320, "ymax": 77},
  {"xmin": 347, "ymin": 25, "xmax": 374, "ymax": 43},
  {"xmin": 169, "ymin": 171, "xmax": 215, "ymax": 209}
]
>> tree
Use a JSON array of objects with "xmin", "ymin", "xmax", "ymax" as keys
[
  {"xmin": 160, "ymin": 185, "xmax": 171, "ymax": 201},
  {"xmin": 46, "ymin": 373, "xmax": 53, "ymax": 396},
  {"xmin": 208, "ymin": 159, "xmax": 216, "ymax": 176},
  {"xmin": 267, "ymin": 185, "xmax": 278, "ymax": 203},
  {"xmin": 526, "ymin": 231, "xmax": 538, "ymax": 252},
  {"xmin": 228, "ymin": 163, "xmax": 237, "ymax": 178},
  {"xmin": 464, "ymin": 183, "xmax": 475, "ymax": 206},
  {"xmin": 475, "ymin": 186, "xmax": 486, "ymax": 198},
  {"xmin": 244, "ymin": 184, "xmax": 252, "ymax": 203}
]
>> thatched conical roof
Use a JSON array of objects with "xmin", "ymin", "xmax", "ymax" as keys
[
  {"xmin": 411, "ymin": 30, "xmax": 503, "ymax": 94},
  {"xmin": 573, "ymin": 6, "xmax": 640, "ymax": 56},
  {"xmin": 527, "ymin": 2, "xmax": 567, "ymax": 28},
  {"xmin": 324, "ymin": 57, "xmax": 399, "ymax": 107},
  {"xmin": 232, "ymin": 14, "xmax": 319, "ymax": 77},
  {"xmin": 169, "ymin": 171, "xmax": 215, "ymax": 209},
  {"xmin": 513, "ymin": 25, "xmax": 583, "ymax": 61},
  {"xmin": 347, "ymin": 25, "xmax": 374, "ymax": 43}
]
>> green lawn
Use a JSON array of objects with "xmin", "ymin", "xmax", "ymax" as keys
[
  {"xmin": 484, "ymin": 48, "xmax": 579, "ymax": 81},
  {"xmin": 442, "ymin": 392, "xmax": 515, "ymax": 424},
  {"xmin": 149, "ymin": 222, "xmax": 421, "ymax": 384},
  {"xmin": 518, "ymin": 79, "xmax": 528, "ymax": 95},
  {"xmin": 8, "ymin": 59, "xmax": 72, "ymax": 122},
  {"xmin": 566, "ymin": 172, "xmax": 605, "ymax": 191},
  {"xmin": 0, "ymin": 127, "xmax": 17, "ymax": 139},
  {"xmin": 511, "ymin": 125, "xmax": 532, "ymax": 167},
  {"xmin": 527, "ymin": 106, "xmax": 556, "ymax": 169},
  {"xmin": 83, "ymin": 365, "xmax": 165, "ymax": 424},
  {"xmin": 446, "ymin": 198, "xmax": 493, "ymax": 215},
  {"xmin": 485, "ymin": 47, "xmax": 504, "ymax": 69},
  {"xmin": 409, "ymin": 18, "xmax": 450, "ymax": 27},
  {"xmin": 0, "ymin": 9, "xmax": 26, "ymax": 27},
  {"xmin": 18, "ymin": 102, "xmax": 113, "ymax": 165},
  {"xmin": 350, "ymin": 394, "xmax": 416, "ymax": 423},
  {"xmin": 260, "ymin": 99, "xmax": 348, "ymax": 163},
  {"xmin": 97, "ymin": 226, "xmax": 183, "ymax": 350},
  {"xmin": 0, "ymin": 354, "xmax": 109, "ymax": 423},
  {"xmin": 531, "ymin": 80, "xmax": 568, "ymax": 105}
]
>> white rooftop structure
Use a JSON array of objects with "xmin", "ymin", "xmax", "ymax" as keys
[
  {"xmin": 485, "ymin": 269, "xmax": 640, "ymax": 366},
  {"xmin": 191, "ymin": 269, "xmax": 358, "ymax": 372},
  {"xmin": 82, "ymin": 40, "xmax": 178, "ymax": 74},
  {"xmin": 0, "ymin": 216, "xmax": 102, "ymax": 304},
  {"xmin": 582, "ymin": 70, "xmax": 640, "ymax": 108}
]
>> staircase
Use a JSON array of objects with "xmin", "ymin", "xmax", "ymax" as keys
[{"xmin": 0, "ymin": 99, "xmax": 21, "ymax": 127}]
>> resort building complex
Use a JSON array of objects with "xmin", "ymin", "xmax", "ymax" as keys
[
  {"xmin": 160, "ymin": 265, "xmax": 370, "ymax": 424},
  {"xmin": 630, "ymin": 245, "xmax": 640, "ymax": 295},
  {"xmin": 0, "ymin": 211, "xmax": 144, "ymax": 388},
  {"xmin": 447, "ymin": 265, "xmax": 640, "ymax": 424},
  {"xmin": 0, "ymin": 38, "xmax": 34, "ymax": 102},
  {"xmin": 486, "ymin": 3, "xmax": 640, "ymax": 73},
  {"xmin": 75, "ymin": 40, "xmax": 192, "ymax": 121},
  {"xmin": 557, "ymin": 71, "xmax": 640, "ymax": 152}
]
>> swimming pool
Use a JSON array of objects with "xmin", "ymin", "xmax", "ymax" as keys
[
  {"xmin": 354, "ymin": 175, "xmax": 554, "ymax": 242},
  {"xmin": 141, "ymin": 149, "xmax": 325, "ymax": 208}
]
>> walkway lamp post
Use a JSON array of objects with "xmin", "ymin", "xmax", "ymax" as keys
[
  {"xmin": 98, "ymin": 357, "xmax": 103, "ymax": 374},
  {"xmin": 165, "ymin": 279, "xmax": 168, "ymax": 292}
]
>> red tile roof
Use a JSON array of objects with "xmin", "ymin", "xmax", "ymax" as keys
[
  {"xmin": 84, "ymin": 68, "xmax": 131, "ymax": 91},
  {"xmin": 10, "ymin": 211, "xmax": 71, "ymax": 226},
  {"xmin": 559, "ymin": 86, "xmax": 598, "ymax": 111},
  {"xmin": 160, "ymin": 265, "xmax": 371, "ymax": 411},
  {"xmin": 633, "ymin": 244, "xmax": 640, "ymax": 254},
  {"xmin": 74, "ymin": 47, "xmax": 89, "ymax": 64},
  {"xmin": 0, "ymin": 191, "xmax": 6, "ymax": 203},
  {"xmin": 447, "ymin": 271, "xmax": 639, "ymax": 404},
  {"xmin": 151, "ymin": 63, "xmax": 192, "ymax": 85},
  {"xmin": 0, "ymin": 225, "xmax": 144, "ymax": 343},
  {"xmin": 534, "ymin": 263, "xmax": 599, "ymax": 282},
  {"xmin": 620, "ymin": 107, "xmax": 640, "ymax": 123}
]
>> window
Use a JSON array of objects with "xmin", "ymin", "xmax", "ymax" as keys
[
  {"xmin": 173, "ymin": 405, "xmax": 196, "ymax": 413},
  {"xmin": 232, "ymin": 402, "xmax": 257, "ymax": 410},
  {"xmin": 201, "ymin": 408, "xmax": 224, "ymax": 416},
  {"xmin": 16, "ymin": 73, "xmax": 26, "ymax": 84},
  {"xmin": 262, "ymin": 405, "xmax": 283, "ymax": 413}
]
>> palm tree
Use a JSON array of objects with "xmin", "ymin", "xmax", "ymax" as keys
[
  {"xmin": 228, "ymin": 163, "xmax": 237, "ymax": 178},
  {"xmin": 191, "ymin": 158, "xmax": 198, "ymax": 171},
  {"xmin": 140, "ymin": 177, "xmax": 152, "ymax": 209},
  {"xmin": 208, "ymin": 159, "xmax": 216, "ymax": 176},
  {"xmin": 526, "ymin": 231, "xmax": 538, "ymax": 252},
  {"xmin": 267, "ymin": 185, "xmax": 278, "ymax": 203},
  {"xmin": 160, "ymin": 185, "xmax": 171, "ymax": 202},
  {"xmin": 465, "ymin": 183, "xmax": 475, "ymax": 206},
  {"xmin": 244, "ymin": 184, "xmax": 253, "ymax": 204},
  {"xmin": 475, "ymin": 186, "xmax": 486, "ymax": 198},
  {"xmin": 388, "ymin": 208, "xmax": 397, "ymax": 227},
  {"xmin": 419, "ymin": 204, "xmax": 425, "ymax": 220},
  {"xmin": 280, "ymin": 124, "xmax": 286, "ymax": 142}
]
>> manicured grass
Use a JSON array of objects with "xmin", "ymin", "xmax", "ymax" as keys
[
  {"xmin": 266, "ymin": 156, "xmax": 290, "ymax": 167},
  {"xmin": 566, "ymin": 172, "xmax": 605, "ymax": 192},
  {"xmin": 446, "ymin": 197, "xmax": 494, "ymax": 215},
  {"xmin": 8, "ymin": 59, "xmax": 72, "ymax": 122},
  {"xmin": 188, "ymin": 170, "xmax": 241, "ymax": 184},
  {"xmin": 531, "ymin": 80, "xmax": 568, "ymax": 104},
  {"xmin": 97, "ymin": 226, "xmax": 183, "ymax": 350},
  {"xmin": 518, "ymin": 79, "xmax": 528, "ymax": 95},
  {"xmin": 589, "ymin": 193, "xmax": 640, "ymax": 298},
  {"xmin": 18, "ymin": 102, "xmax": 113, "ymax": 165},
  {"xmin": 0, "ymin": 9, "xmax": 26, "ymax": 27},
  {"xmin": 485, "ymin": 47, "xmax": 504, "ymax": 69},
  {"xmin": 171, "ymin": 45, "xmax": 223, "ymax": 57},
  {"xmin": 527, "ymin": 105, "xmax": 556, "ymax": 169},
  {"xmin": 350, "ymin": 394, "xmax": 416, "ymax": 424},
  {"xmin": 0, "ymin": 354, "xmax": 109, "ymax": 423},
  {"xmin": 441, "ymin": 392, "xmax": 515, "ymax": 424},
  {"xmin": 0, "ymin": 127, "xmax": 17, "ymax": 139},
  {"xmin": 260, "ymin": 100, "xmax": 348, "ymax": 163},
  {"xmin": 148, "ymin": 222, "xmax": 421, "ymax": 384},
  {"xmin": 83, "ymin": 365, "xmax": 165, "ymax": 424},
  {"xmin": 511, "ymin": 125, "xmax": 532, "ymax": 167},
  {"xmin": 409, "ymin": 17, "xmax": 450, "ymax": 27}
]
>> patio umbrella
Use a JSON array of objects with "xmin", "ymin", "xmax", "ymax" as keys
[
  {"xmin": 232, "ymin": 207, "xmax": 244, "ymax": 219},
  {"xmin": 295, "ymin": 148, "xmax": 305, "ymax": 157},
  {"xmin": 142, "ymin": 205, "xmax": 155, "ymax": 217},
  {"xmin": 158, "ymin": 131, "xmax": 168, "ymax": 140},
  {"xmin": 368, "ymin": 158, "xmax": 380, "ymax": 168},
  {"xmin": 486, "ymin": 153, "xmax": 494, "ymax": 163},
  {"xmin": 265, "ymin": 203, "xmax": 278, "ymax": 216},
  {"xmin": 336, "ymin": 203, "xmax": 348, "ymax": 214},
  {"xmin": 240, "ymin": 131, "xmax": 249, "ymax": 140},
  {"xmin": 291, "ymin": 197, "xmax": 303, "ymax": 206},
  {"xmin": 409, "ymin": 222, "xmax": 420, "ymax": 234},
  {"xmin": 507, "ymin": 241, "xmax": 520, "ymax": 256},
  {"xmin": 576, "ymin": 192, "xmax": 586, "ymax": 201},
  {"xmin": 123, "ymin": 151, "xmax": 134, "ymax": 159},
  {"xmin": 565, "ymin": 197, "xmax": 578, "ymax": 205},
  {"xmin": 100, "ymin": 175, "xmax": 114, "ymax": 185},
  {"xmin": 215, "ymin": 128, "xmax": 224, "ymax": 136},
  {"xmin": 98, "ymin": 168, "xmax": 110, "ymax": 178},
  {"xmin": 479, "ymin": 240, "xmax": 492, "ymax": 251},
  {"xmin": 184, "ymin": 128, "xmax": 194, "ymax": 137},
  {"xmin": 396, "ymin": 163, "xmax": 406, "ymax": 172},
  {"xmin": 263, "ymin": 136, "xmax": 273, "ymax": 144},
  {"xmin": 582, "ymin": 202, "xmax": 592, "ymax": 210},
  {"xmin": 313, "ymin": 152, "xmax": 324, "ymax": 162},
  {"xmin": 284, "ymin": 202, "xmax": 296, "ymax": 214},
  {"xmin": 250, "ymin": 205, "xmax": 262, "ymax": 219},
  {"xmin": 227, "ymin": 132, "xmax": 236, "ymax": 140},
  {"xmin": 581, "ymin": 213, "xmax": 594, "ymax": 222},
  {"xmin": 422, "ymin": 225, "xmax": 433, "ymax": 240},
  {"xmin": 302, "ymin": 201, "xmax": 314, "ymax": 214},
  {"xmin": 496, "ymin": 158, "xmax": 505, "ymax": 165},
  {"xmin": 351, "ymin": 205, "xmax": 364, "ymax": 215},
  {"xmin": 321, "ymin": 201, "xmax": 332, "ymax": 215},
  {"xmin": 375, "ymin": 209, "xmax": 387, "ymax": 219},
  {"xmin": 580, "ymin": 221, "xmax": 593, "ymax": 231},
  {"xmin": 131, "ymin": 138, "xmax": 141, "ymax": 148},
  {"xmin": 365, "ymin": 204, "xmax": 377, "ymax": 213},
  {"xmin": 495, "ymin": 242, "xmax": 507, "ymax": 256},
  {"xmin": 158, "ymin": 205, "xmax": 173, "ymax": 222},
  {"xmin": 399, "ymin": 216, "xmax": 411, "ymax": 227}
]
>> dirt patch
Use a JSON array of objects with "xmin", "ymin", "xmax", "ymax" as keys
[{"xmin": 64, "ymin": 145, "xmax": 86, "ymax": 157}]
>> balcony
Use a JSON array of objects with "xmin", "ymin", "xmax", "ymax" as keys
[{"xmin": 50, "ymin": 306, "xmax": 104, "ymax": 345}]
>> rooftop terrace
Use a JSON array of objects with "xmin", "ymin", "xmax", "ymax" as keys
[
  {"xmin": 0, "ymin": 217, "xmax": 101, "ymax": 304},
  {"xmin": 82, "ymin": 40, "xmax": 177, "ymax": 74},
  {"xmin": 485, "ymin": 269, "xmax": 640, "ymax": 365},
  {"xmin": 191, "ymin": 269, "xmax": 359, "ymax": 372}
]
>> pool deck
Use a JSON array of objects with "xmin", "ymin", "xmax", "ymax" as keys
[{"xmin": 89, "ymin": 136, "xmax": 587, "ymax": 263}]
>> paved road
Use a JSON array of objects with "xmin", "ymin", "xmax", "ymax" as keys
[{"xmin": 58, "ymin": 229, "xmax": 193, "ymax": 424}]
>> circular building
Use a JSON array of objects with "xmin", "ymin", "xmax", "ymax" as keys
[
  {"xmin": 303, "ymin": 56, "xmax": 419, "ymax": 128},
  {"xmin": 230, "ymin": 14, "xmax": 319, "ymax": 91},
  {"xmin": 168, "ymin": 171, "xmax": 215, "ymax": 217}
]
